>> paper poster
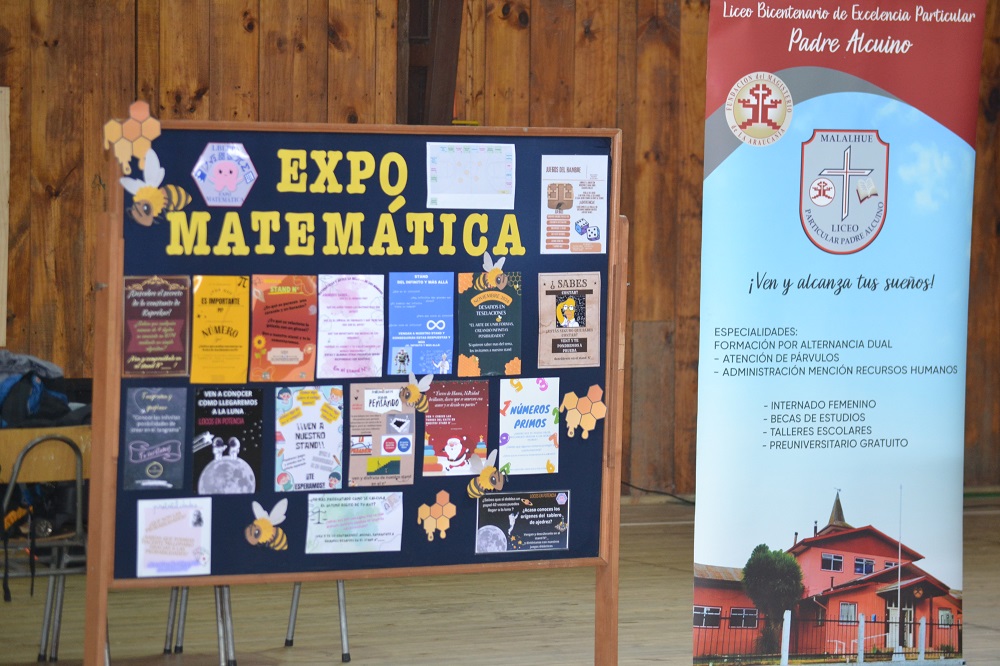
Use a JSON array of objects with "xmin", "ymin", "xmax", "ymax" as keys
[
  {"xmin": 275, "ymin": 385, "xmax": 345, "ymax": 491},
  {"xmin": 422, "ymin": 381, "xmax": 490, "ymax": 476},
  {"xmin": 426, "ymin": 142, "xmax": 515, "ymax": 210},
  {"xmin": 475, "ymin": 491, "xmax": 570, "ymax": 554},
  {"xmin": 123, "ymin": 387, "xmax": 186, "ymax": 490},
  {"xmin": 136, "ymin": 497, "xmax": 212, "ymax": 577},
  {"xmin": 250, "ymin": 274, "xmax": 318, "ymax": 382},
  {"xmin": 498, "ymin": 377, "xmax": 560, "ymax": 475},
  {"xmin": 537, "ymin": 272, "xmax": 602, "ymax": 368},
  {"xmin": 387, "ymin": 272, "xmax": 454, "ymax": 376},
  {"xmin": 694, "ymin": 2, "xmax": 986, "ymax": 661},
  {"xmin": 305, "ymin": 492, "xmax": 404, "ymax": 554},
  {"xmin": 190, "ymin": 275, "xmax": 250, "ymax": 384},
  {"xmin": 456, "ymin": 255, "xmax": 522, "ymax": 377},
  {"xmin": 317, "ymin": 274, "xmax": 385, "ymax": 379},
  {"xmin": 123, "ymin": 275, "xmax": 190, "ymax": 376},
  {"xmin": 192, "ymin": 387, "xmax": 263, "ymax": 494},
  {"xmin": 348, "ymin": 382, "xmax": 416, "ymax": 487},
  {"xmin": 540, "ymin": 155, "xmax": 609, "ymax": 254}
]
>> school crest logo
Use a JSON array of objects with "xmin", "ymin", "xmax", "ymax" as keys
[
  {"xmin": 800, "ymin": 130, "xmax": 888, "ymax": 254},
  {"xmin": 724, "ymin": 72, "xmax": 793, "ymax": 146}
]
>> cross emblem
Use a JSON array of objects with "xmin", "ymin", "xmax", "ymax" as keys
[{"xmin": 819, "ymin": 146, "xmax": 873, "ymax": 221}]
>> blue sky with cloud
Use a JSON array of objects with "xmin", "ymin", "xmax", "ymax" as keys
[{"xmin": 694, "ymin": 91, "xmax": 974, "ymax": 588}]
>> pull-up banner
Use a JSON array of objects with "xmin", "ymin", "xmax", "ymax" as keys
[{"xmin": 694, "ymin": 1, "xmax": 985, "ymax": 661}]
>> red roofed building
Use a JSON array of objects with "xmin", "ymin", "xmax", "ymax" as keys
[{"xmin": 693, "ymin": 494, "xmax": 962, "ymax": 661}]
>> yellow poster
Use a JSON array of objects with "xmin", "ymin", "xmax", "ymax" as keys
[{"xmin": 190, "ymin": 274, "xmax": 250, "ymax": 384}]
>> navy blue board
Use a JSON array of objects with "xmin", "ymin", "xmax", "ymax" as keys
[{"xmin": 114, "ymin": 125, "xmax": 616, "ymax": 579}]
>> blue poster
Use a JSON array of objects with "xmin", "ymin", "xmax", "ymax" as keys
[{"xmin": 387, "ymin": 272, "xmax": 454, "ymax": 376}]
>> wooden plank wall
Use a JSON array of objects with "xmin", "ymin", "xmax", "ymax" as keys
[{"xmin": 0, "ymin": 1, "xmax": 997, "ymax": 493}]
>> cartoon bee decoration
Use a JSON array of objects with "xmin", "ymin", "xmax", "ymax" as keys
[
  {"xmin": 467, "ymin": 449, "xmax": 507, "ymax": 499},
  {"xmin": 473, "ymin": 252, "xmax": 508, "ymax": 291},
  {"xmin": 400, "ymin": 372, "xmax": 434, "ymax": 413},
  {"xmin": 244, "ymin": 498, "xmax": 289, "ymax": 551},
  {"xmin": 120, "ymin": 148, "xmax": 192, "ymax": 227}
]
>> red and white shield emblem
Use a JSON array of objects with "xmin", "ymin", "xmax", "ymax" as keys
[{"xmin": 800, "ymin": 130, "xmax": 889, "ymax": 254}]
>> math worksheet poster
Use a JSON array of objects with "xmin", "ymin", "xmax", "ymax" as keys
[
  {"xmin": 192, "ymin": 387, "xmax": 263, "ymax": 495},
  {"xmin": 190, "ymin": 275, "xmax": 250, "ymax": 384},
  {"xmin": 498, "ymin": 377, "xmax": 560, "ymax": 475},
  {"xmin": 348, "ymin": 382, "xmax": 415, "ymax": 487},
  {"xmin": 250, "ymin": 274, "xmax": 317, "ymax": 383},
  {"xmin": 456, "ymin": 263, "xmax": 522, "ymax": 377},
  {"xmin": 275, "ymin": 385, "xmax": 345, "ymax": 491},
  {"xmin": 123, "ymin": 387, "xmax": 187, "ymax": 490},
  {"xmin": 539, "ymin": 154, "xmax": 609, "ymax": 254},
  {"xmin": 387, "ymin": 272, "xmax": 454, "ymax": 376},
  {"xmin": 537, "ymin": 272, "xmax": 601, "ymax": 368},
  {"xmin": 317, "ymin": 274, "xmax": 384, "ymax": 379},
  {"xmin": 123, "ymin": 275, "xmax": 190, "ymax": 377},
  {"xmin": 422, "ymin": 380, "xmax": 490, "ymax": 477},
  {"xmin": 136, "ymin": 497, "xmax": 212, "ymax": 577},
  {"xmin": 305, "ymin": 492, "xmax": 403, "ymax": 554}
]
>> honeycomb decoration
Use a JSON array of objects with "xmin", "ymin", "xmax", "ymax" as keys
[
  {"xmin": 103, "ymin": 100, "xmax": 161, "ymax": 175},
  {"xmin": 559, "ymin": 385, "xmax": 608, "ymax": 439},
  {"xmin": 417, "ymin": 490, "xmax": 457, "ymax": 541}
]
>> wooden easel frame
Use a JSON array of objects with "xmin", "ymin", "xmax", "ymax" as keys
[{"xmin": 84, "ymin": 122, "xmax": 626, "ymax": 665}]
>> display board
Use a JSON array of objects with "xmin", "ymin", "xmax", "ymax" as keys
[{"xmin": 84, "ymin": 120, "xmax": 625, "ymax": 662}]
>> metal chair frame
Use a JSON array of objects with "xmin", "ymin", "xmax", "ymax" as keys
[{"xmin": 1, "ymin": 434, "xmax": 86, "ymax": 662}]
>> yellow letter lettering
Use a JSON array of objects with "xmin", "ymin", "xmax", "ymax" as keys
[
  {"xmin": 492, "ymin": 214, "xmax": 526, "ymax": 256},
  {"xmin": 309, "ymin": 150, "xmax": 344, "ymax": 193},
  {"xmin": 213, "ymin": 211, "xmax": 250, "ymax": 256},
  {"xmin": 284, "ymin": 213, "xmax": 315, "ymax": 256},
  {"xmin": 276, "ymin": 149, "xmax": 307, "ymax": 193},
  {"xmin": 463, "ymin": 213, "xmax": 489, "ymax": 256},
  {"xmin": 369, "ymin": 213, "xmax": 403, "ymax": 256},
  {"xmin": 321, "ymin": 212, "xmax": 366, "ymax": 255},
  {"xmin": 346, "ymin": 151, "xmax": 376, "ymax": 194},
  {"xmin": 166, "ymin": 210, "xmax": 211, "ymax": 256},
  {"xmin": 251, "ymin": 211, "xmax": 280, "ymax": 255},
  {"xmin": 406, "ymin": 212, "xmax": 433, "ymax": 255}
]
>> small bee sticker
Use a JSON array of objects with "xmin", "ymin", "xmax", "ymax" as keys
[
  {"xmin": 400, "ymin": 373, "xmax": 434, "ymax": 413},
  {"xmin": 120, "ymin": 148, "xmax": 192, "ymax": 226},
  {"xmin": 245, "ymin": 498, "xmax": 289, "ymax": 551},
  {"xmin": 467, "ymin": 449, "xmax": 509, "ymax": 499},
  {"xmin": 473, "ymin": 252, "xmax": 508, "ymax": 291}
]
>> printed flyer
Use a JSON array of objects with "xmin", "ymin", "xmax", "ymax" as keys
[
  {"xmin": 123, "ymin": 387, "xmax": 186, "ymax": 490},
  {"xmin": 540, "ymin": 154, "xmax": 609, "ymax": 254},
  {"xmin": 275, "ymin": 385, "xmax": 345, "ymax": 491},
  {"xmin": 426, "ymin": 142, "xmax": 516, "ymax": 210},
  {"xmin": 498, "ymin": 377, "xmax": 560, "ymax": 475},
  {"xmin": 192, "ymin": 387, "xmax": 263, "ymax": 494},
  {"xmin": 694, "ymin": 1, "xmax": 986, "ymax": 661},
  {"xmin": 250, "ymin": 274, "xmax": 318, "ymax": 383},
  {"xmin": 305, "ymin": 492, "xmax": 404, "ymax": 554},
  {"xmin": 123, "ymin": 275, "xmax": 190, "ymax": 376},
  {"xmin": 422, "ymin": 380, "xmax": 490, "ymax": 477},
  {"xmin": 136, "ymin": 497, "xmax": 212, "ymax": 577},
  {"xmin": 387, "ymin": 272, "xmax": 454, "ymax": 376},
  {"xmin": 190, "ymin": 274, "xmax": 250, "ymax": 384},
  {"xmin": 456, "ymin": 257, "xmax": 522, "ymax": 377},
  {"xmin": 348, "ymin": 382, "xmax": 415, "ymax": 487},
  {"xmin": 537, "ymin": 272, "xmax": 601, "ymax": 368},
  {"xmin": 317, "ymin": 274, "xmax": 385, "ymax": 379},
  {"xmin": 475, "ymin": 490, "xmax": 570, "ymax": 554}
]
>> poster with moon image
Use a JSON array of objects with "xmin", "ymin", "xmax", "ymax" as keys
[
  {"xmin": 193, "ymin": 387, "xmax": 263, "ymax": 494},
  {"xmin": 475, "ymin": 490, "xmax": 570, "ymax": 554}
]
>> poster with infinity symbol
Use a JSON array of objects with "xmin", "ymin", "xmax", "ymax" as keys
[{"xmin": 386, "ymin": 272, "xmax": 454, "ymax": 376}]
